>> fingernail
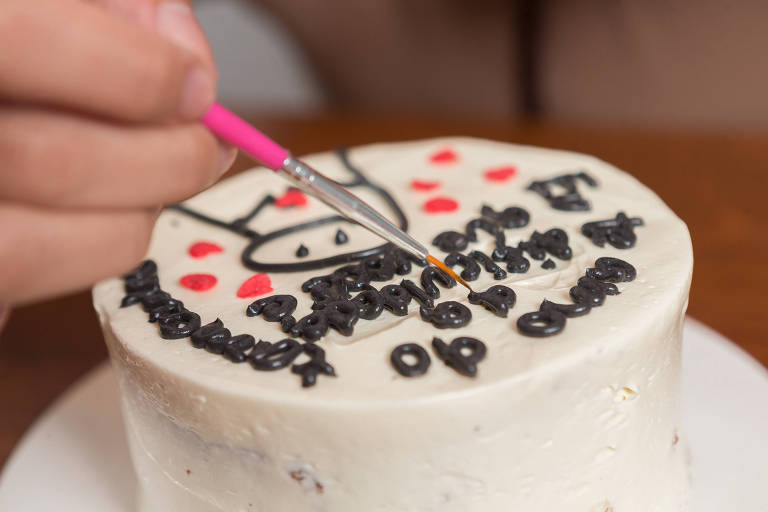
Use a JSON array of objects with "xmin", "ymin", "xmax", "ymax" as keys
[
  {"xmin": 218, "ymin": 142, "xmax": 237, "ymax": 175},
  {"xmin": 156, "ymin": 2, "xmax": 210, "ymax": 63}
]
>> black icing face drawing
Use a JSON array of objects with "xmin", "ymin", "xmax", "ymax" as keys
[{"xmin": 171, "ymin": 148, "xmax": 409, "ymax": 273}]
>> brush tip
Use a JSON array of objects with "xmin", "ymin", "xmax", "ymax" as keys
[{"xmin": 427, "ymin": 254, "xmax": 473, "ymax": 292}]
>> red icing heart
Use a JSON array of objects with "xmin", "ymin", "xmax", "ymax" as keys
[
  {"xmin": 274, "ymin": 189, "xmax": 308, "ymax": 208},
  {"xmin": 237, "ymin": 274, "xmax": 273, "ymax": 298},
  {"xmin": 410, "ymin": 179, "xmax": 441, "ymax": 191},
  {"xmin": 188, "ymin": 241, "xmax": 224, "ymax": 259},
  {"xmin": 424, "ymin": 197, "xmax": 459, "ymax": 213},
  {"xmin": 429, "ymin": 149, "xmax": 458, "ymax": 164},
  {"xmin": 180, "ymin": 273, "xmax": 217, "ymax": 291},
  {"xmin": 484, "ymin": 165, "xmax": 518, "ymax": 182}
]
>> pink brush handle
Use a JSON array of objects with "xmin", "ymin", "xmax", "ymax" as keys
[{"xmin": 202, "ymin": 103, "xmax": 289, "ymax": 171}]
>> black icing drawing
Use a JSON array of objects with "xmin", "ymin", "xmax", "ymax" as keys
[
  {"xmin": 169, "ymin": 147, "xmax": 409, "ymax": 273},
  {"xmin": 296, "ymin": 244, "xmax": 309, "ymax": 258}
]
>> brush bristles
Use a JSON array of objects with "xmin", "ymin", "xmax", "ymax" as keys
[{"xmin": 426, "ymin": 255, "xmax": 472, "ymax": 291}]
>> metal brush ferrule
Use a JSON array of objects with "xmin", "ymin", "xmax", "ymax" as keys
[{"xmin": 278, "ymin": 156, "xmax": 429, "ymax": 260}]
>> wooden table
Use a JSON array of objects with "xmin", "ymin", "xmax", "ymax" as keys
[{"xmin": 1, "ymin": 114, "xmax": 766, "ymax": 470}]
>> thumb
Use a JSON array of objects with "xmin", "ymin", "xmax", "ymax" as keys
[{"xmin": 97, "ymin": 0, "xmax": 217, "ymax": 78}]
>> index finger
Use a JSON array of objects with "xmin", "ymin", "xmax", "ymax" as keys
[{"xmin": 0, "ymin": 0, "xmax": 215, "ymax": 122}]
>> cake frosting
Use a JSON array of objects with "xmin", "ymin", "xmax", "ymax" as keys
[{"xmin": 93, "ymin": 137, "xmax": 692, "ymax": 512}]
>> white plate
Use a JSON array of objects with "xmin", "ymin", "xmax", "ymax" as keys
[{"xmin": 1, "ymin": 318, "xmax": 766, "ymax": 511}]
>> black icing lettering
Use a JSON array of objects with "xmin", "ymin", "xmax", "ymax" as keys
[
  {"xmin": 518, "ymin": 228, "xmax": 572, "ymax": 261},
  {"xmin": 467, "ymin": 250, "xmax": 506, "ymax": 280},
  {"xmin": 465, "ymin": 218, "xmax": 505, "ymax": 249},
  {"xmin": 292, "ymin": 344, "xmax": 336, "ymax": 387},
  {"xmin": 290, "ymin": 312, "xmax": 329, "ymax": 342},
  {"xmin": 516, "ymin": 308, "xmax": 566, "ymax": 337},
  {"xmin": 380, "ymin": 284, "xmax": 412, "ymax": 316},
  {"xmin": 443, "ymin": 252, "xmax": 481, "ymax": 281},
  {"xmin": 246, "ymin": 294, "xmax": 298, "ymax": 321},
  {"xmin": 586, "ymin": 257, "xmax": 637, "ymax": 283},
  {"xmin": 362, "ymin": 253, "xmax": 396, "ymax": 281},
  {"xmin": 569, "ymin": 276, "xmax": 619, "ymax": 307},
  {"xmin": 420, "ymin": 266, "xmax": 457, "ymax": 299},
  {"xmin": 480, "ymin": 205, "xmax": 530, "ymax": 228},
  {"xmin": 222, "ymin": 334, "xmax": 256, "ymax": 363},
  {"xmin": 517, "ymin": 257, "xmax": 636, "ymax": 337},
  {"xmin": 250, "ymin": 338, "xmax": 303, "ymax": 370},
  {"xmin": 400, "ymin": 279, "xmax": 434, "ymax": 309},
  {"xmin": 191, "ymin": 318, "xmax": 231, "ymax": 351},
  {"xmin": 492, "ymin": 246, "xmax": 530, "ymax": 274},
  {"xmin": 315, "ymin": 299, "xmax": 359, "ymax": 335},
  {"xmin": 431, "ymin": 336, "xmax": 486, "ymax": 377},
  {"xmin": 468, "ymin": 285, "xmax": 516, "ymax": 318},
  {"xmin": 581, "ymin": 212, "xmax": 644, "ymax": 249},
  {"xmin": 158, "ymin": 310, "xmax": 201, "ymax": 340},
  {"xmin": 527, "ymin": 171, "xmax": 597, "ymax": 211},
  {"xmin": 419, "ymin": 301, "xmax": 471, "ymax": 328},
  {"xmin": 432, "ymin": 231, "xmax": 469, "ymax": 252},
  {"xmin": 351, "ymin": 288, "xmax": 385, "ymax": 320},
  {"xmin": 390, "ymin": 343, "xmax": 431, "ymax": 377}
]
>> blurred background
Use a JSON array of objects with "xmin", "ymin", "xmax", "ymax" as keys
[{"xmin": 2, "ymin": 0, "xmax": 767, "ymax": 469}]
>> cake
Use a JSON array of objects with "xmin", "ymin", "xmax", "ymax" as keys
[{"xmin": 93, "ymin": 137, "xmax": 692, "ymax": 511}]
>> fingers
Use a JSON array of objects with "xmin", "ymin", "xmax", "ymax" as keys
[
  {"xmin": 0, "ymin": 203, "xmax": 159, "ymax": 305},
  {"xmin": 0, "ymin": 106, "xmax": 236, "ymax": 208},
  {"xmin": 91, "ymin": 0, "xmax": 216, "ymax": 77},
  {"xmin": 0, "ymin": 0, "xmax": 214, "ymax": 123}
]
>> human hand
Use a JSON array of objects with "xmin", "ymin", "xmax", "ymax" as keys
[{"xmin": 0, "ymin": 0, "xmax": 235, "ymax": 307}]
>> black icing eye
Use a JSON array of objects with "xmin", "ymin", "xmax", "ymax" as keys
[
  {"xmin": 419, "ymin": 301, "xmax": 471, "ymax": 328},
  {"xmin": 431, "ymin": 336, "xmax": 486, "ymax": 377},
  {"xmin": 390, "ymin": 343, "xmax": 431, "ymax": 377},
  {"xmin": 295, "ymin": 244, "xmax": 310, "ymax": 258},
  {"xmin": 335, "ymin": 229, "xmax": 349, "ymax": 245}
]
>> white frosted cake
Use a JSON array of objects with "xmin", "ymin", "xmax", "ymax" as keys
[{"xmin": 93, "ymin": 138, "xmax": 692, "ymax": 512}]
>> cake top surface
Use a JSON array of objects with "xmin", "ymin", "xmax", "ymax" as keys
[{"xmin": 93, "ymin": 137, "xmax": 692, "ymax": 404}]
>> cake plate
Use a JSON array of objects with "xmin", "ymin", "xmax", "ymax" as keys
[{"xmin": 1, "ymin": 318, "xmax": 766, "ymax": 511}]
